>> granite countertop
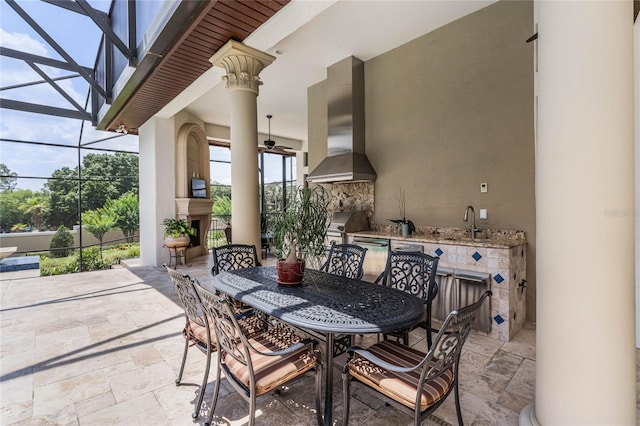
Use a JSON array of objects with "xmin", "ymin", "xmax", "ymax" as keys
[{"xmin": 349, "ymin": 225, "xmax": 526, "ymax": 249}]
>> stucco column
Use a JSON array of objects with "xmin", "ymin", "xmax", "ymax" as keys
[
  {"xmin": 210, "ymin": 41, "xmax": 275, "ymax": 250},
  {"xmin": 138, "ymin": 116, "xmax": 176, "ymax": 266},
  {"xmin": 523, "ymin": 1, "xmax": 636, "ymax": 424}
]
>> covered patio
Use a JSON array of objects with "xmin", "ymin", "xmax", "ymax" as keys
[{"xmin": 0, "ymin": 257, "xmax": 545, "ymax": 425}]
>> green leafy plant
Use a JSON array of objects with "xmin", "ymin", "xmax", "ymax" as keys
[
  {"xmin": 106, "ymin": 192, "xmax": 139, "ymax": 243},
  {"xmin": 49, "ymin": 225, "xmax": 75, "ymax": 258},
  {"xmin": 83, "ymin": 208, "xmax": 116, "ymax": 258},
  {"xmin": 212, "ymin": 196, "xmax": 231, "ymax": 225},
  {"xmin": 269, "ymin": 185, "xmax": 330, "ymax": 269},
  {"xmin": 162, "ymin": 218, "xmax": 196, "ymax": 238}
]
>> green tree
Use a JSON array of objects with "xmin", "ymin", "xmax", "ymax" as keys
[
  {"xmin": 0, "ymin": 189, "xmax": 34, "ymax": 231},
  {"xmin": 49, "ymin": 225, "xmax": 75, "ymax": 258},
  {"xmin": 0, "ymin": 163, "xmax": 17, "ymax": 192},
  {"xmin": 19, "ymin": 194, "xmax": 48, "ymax": 230},
  {"xmin": 82, "ymin": 152, "xmax": 139, "ymax": 211},
  {"xmin": 43, "ymin": 167, "xmax": 79, "ymax": 229},
  {"xmin": 212, "ymin": 196, "xmax": 231, "ymax": 223},
  {"xmin": 42, "ymin": 153, "xmax": 138, "ymax": 229},
  {"xmin": 107, "ymin": 192, "xmax": 139, "ymax": 243},
  {"xmin": 210, "ymin": 182, "xmax": 231, "ymax": 201},
  {"xmin": 83, "ymin": 208, "xmax": 116, "ymax": 257}
]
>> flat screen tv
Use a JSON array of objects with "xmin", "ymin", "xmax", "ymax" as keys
[{"xmin": 191, "ymin": 178, "xmax": 207, "ymax": 198}]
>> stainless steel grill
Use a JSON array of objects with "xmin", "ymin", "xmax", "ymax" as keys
[{"xmin": 325, "ymin": 211, "xmax": 369, "ymax": 247}]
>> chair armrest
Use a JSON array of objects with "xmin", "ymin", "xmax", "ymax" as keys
[
  {"xmin": 347, "ymin": 346, "xmax": 425, "ymax": 373},
  {"xmin": 247, "ymin": 338, "xmax": 315, "ymax": 357},
  {"xmin": 425, "ymin": 281, "xmax": 438, "ymax": 304},
  {"xmin": 373, "ymin": 271, "xmax": 385, "ymax": 285},
  {"xmin": 320, "ymin": 259, "xmax": 328, "ymax": 272}
]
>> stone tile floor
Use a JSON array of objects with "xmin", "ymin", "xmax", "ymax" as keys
[{"xmin": 0, "ymin": 254, "xmax": 636, "ymax": 425}]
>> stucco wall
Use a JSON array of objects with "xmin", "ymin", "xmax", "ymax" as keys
[
  {"xmin": 0, "ymin": 227, "xmax": 136, "ymax": 254},
  {"xmin": 308, "ymin": 0, "xmax": 536, "ymax": 321}
]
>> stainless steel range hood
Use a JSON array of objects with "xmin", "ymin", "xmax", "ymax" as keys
[{"xmin": 307, "ymin": 56, "xmax": 377, "ymax": 183}]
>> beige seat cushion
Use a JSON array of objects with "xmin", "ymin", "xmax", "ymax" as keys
[
  {"xmin": 184, "ymin": 318, "xmax": 213, "ymax": 347},
  {"xmin": 348, "ymin": 340, "xmax": 453, "ymax": 411},
  {"xmin": 183, "ymin": 313, "xmax": 266, "ymax": 349},
  {"xmin": 223, "ymin": 331, "xmax": 319, "ymax": 395}
]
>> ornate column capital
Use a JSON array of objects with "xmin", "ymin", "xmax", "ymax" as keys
[{"xmin": 209, "ymin": 40, "xmax": 275, "ymax": 94}]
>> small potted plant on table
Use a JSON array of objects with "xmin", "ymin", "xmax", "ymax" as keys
[
  {"xmin": 162, "ymin": 218, "xmax": 196, "ymax": 248},
  {"xmin": 269, "ymin": 186, "xmax": 331, "ymax": 285},
  {"xmin": 388, "ymin": 187, "xmax": 415, "ymax": 237}
]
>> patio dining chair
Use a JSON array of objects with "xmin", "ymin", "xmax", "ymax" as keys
[
  {"xmin": 211, "ymin": 244, "xmax": 262, "ymax": 314},
  {"xmin": 211, "ymin": 244, "xmax": 261, "ymax": 276},
  {"xmin": 375, "ymin": 250, "xmax": 439, "ymax": 348},
  {"xmin": 342, "ymin": 290, "xmax": 492, "ymax": 426},
  {"xmin": 164, "ymin": 265, "xmax": 215, "ymax": 420},
  {"xmin": 195, "ymin": 283, "xmax": 323, "ymax": 426},
  {"xmin": 321, "ymin": 243, "xmax": 368, "ymax": 280},
  {"xmin": 320, "ymin": 243, "xmax": 368, "ymax": 356},
  {"xmin": 164, "ymin": 265, "xmax": 266, "ymax": 420}
]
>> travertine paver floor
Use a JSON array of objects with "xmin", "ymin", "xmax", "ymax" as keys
[{"xmin": 0, "ymin": 254, "xmax": 634, "ymax": 425}]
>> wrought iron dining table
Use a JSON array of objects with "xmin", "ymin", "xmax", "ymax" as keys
[{"xmin": 208, "ymin": 266, "xmax": 425, "ymax": 426}]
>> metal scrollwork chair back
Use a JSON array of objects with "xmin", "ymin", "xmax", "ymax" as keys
[
  {"xmin": 342, "ymin": 290, "xmax": 492, "ymax": 426},
  {"xmin": 211, "ymin": 244, "xmax": 261, "ymax": 276},
  {"xmin": 164, "ymin": 265, "xmax": 214, "ymax": 420},
  {"xmin": 321, "ymin": 243, "xmax": 368, "ymax": 280},
  {"xmin": 375, "ymin": 250, "xmax": 440, "ymax": 347},
  {"xmin": 320, "ymin": 243, "xmax": 368, "ymax": 357},
  {"xmin": 195, "ymin": 283, "xmax": 323, "ymax": 426}
]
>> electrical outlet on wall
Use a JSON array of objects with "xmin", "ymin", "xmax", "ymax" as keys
[{"xmin": 479, "ymin": 208, "xmax": 488, "ymax": 220}]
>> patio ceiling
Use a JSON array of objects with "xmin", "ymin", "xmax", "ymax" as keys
[
  {"xmin": 99, "ymin": 0, "xmax": 289, "ymax": 135},
  {"xmin": 106, "ymin": 0, "xmax": 640, "ymax": 142}
]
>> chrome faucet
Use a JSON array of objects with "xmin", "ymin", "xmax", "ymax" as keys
[{"xmin": 463, "ymin": 205, "xmax": 479, "ymax": 239}]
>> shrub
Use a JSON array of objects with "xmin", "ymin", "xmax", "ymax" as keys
[
  {"xmin": 49, "ymin": 226, "xmax": 74, "ymax": 258},
  {"xmin": 79, "ymin": 247, "xmax": 111, "ymax": 271}
]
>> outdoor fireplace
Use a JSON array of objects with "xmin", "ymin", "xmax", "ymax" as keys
[{"xmin": 174, "ymin": 123, "xmax": 214, "ymax": 259}]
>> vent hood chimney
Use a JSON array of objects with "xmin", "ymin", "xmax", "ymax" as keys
[{"xmin": 307, "ymin": 56, "xmax": 377, "ymax": 183}]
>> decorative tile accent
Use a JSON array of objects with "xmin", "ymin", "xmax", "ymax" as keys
[
  {"xmin": 493, "ymin": 273, "xmax": 504, "ymax": 284},
  {"xmin": 472, "ymin": 251, "xmax": 482, "ymax": 261},
  {"xmin": 435, "ymin": 248, "xmax": 444, "ymax": 257},
  {"xmin": 493, "ymin": 314, "xmax": 505, "ymax": 325}
]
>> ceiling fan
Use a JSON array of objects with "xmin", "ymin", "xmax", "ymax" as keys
[{"xmin": 262, "ymin": 114, "xmax": 292, "ymax": 154}]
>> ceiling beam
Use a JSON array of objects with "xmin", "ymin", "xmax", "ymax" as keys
[
  {"xmin": 0, "ymin": 73, "xmax": 79, "ymax": 91},
  {"xmin": 5, "ymin": 0, "xmax": 109, "ymax": 99},
  {"xmin": 75, "ymin": 0, "xmax": 136, "ymax": 62},
  {"xmin": 0, "ymin": 99, "xmax": 89, "ymax": 120},
  {"xmin": 0, "ymin": 47, "xmax": 91, "ymax": 73},
  {"xmin": 25, "ymin": 61, "xmax": 92, "ymax": 121},
  {"xmin": 40, "ymin": 0, "xmax": 105, "ymax": 17}
]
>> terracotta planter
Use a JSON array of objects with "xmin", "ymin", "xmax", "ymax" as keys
[
  {"xmin": 164, "ymin": 235, "xmax": 190, "ymax": 248},
  {"xmin": 276, "ymin": 259, "xmax": 305, "ymax": 286}
]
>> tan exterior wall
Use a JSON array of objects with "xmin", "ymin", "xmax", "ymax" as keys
[
  {"xmin": 0, "ymin": 227, "xmax": 137, "ymax": 254},
  {"xmin": 308, "ymin": 1, "xmax": 536, "ymax": 321}
]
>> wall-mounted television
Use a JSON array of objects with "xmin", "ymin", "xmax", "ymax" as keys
[{"xmin": 191, "ymin": 178, "xmax": 207, "ymax": 198}]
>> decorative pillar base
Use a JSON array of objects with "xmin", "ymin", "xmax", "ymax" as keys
[{"xmin": 519, "ymin": 402, "xmax": 539, "ymax": 426}]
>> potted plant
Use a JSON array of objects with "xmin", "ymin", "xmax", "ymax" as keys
[
  {"xmin": 162, "ymin": 218, "xmax": 196, "ymax": 248},
  {"xmin": 388, "ymin": 188, "xmax": 415, "ymax": 237},
  {"xmin": 269, "ymin": 185, "xmax": 331, "ymax": 285}
]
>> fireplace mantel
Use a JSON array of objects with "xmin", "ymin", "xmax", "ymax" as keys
[{"xmin": 175, "ymin": 198, "xmax": 214, "ymax": 218}]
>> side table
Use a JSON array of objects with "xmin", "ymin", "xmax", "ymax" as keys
[{"xmin": 163, "ymin": 244, "xmax": 192, "ymax": 268}]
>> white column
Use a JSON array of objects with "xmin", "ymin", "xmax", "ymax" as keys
[
  {"xmin": 530, "ymin": 1, "xmax": 636, "ymax": 424},
  {"xmin": 139, "ymin": 116, "xmax": 176, "ymax": 266},
  {"xmin": 210, "ymin": 41, "xmax": 275, "ymax": 251}
]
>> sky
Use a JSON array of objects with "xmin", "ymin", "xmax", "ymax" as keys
[
  {"xmin": 0, "ymin": 0, "xmax": 291, "ymax": 192},
  {"xmin": 0, "ymin": 0, "xmax": 139, "ymax": 192}
]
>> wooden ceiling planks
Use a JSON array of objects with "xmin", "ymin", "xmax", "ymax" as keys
[{"xmin": 107, "ymin": 0, "xmax": 289, "ymax": 134}]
